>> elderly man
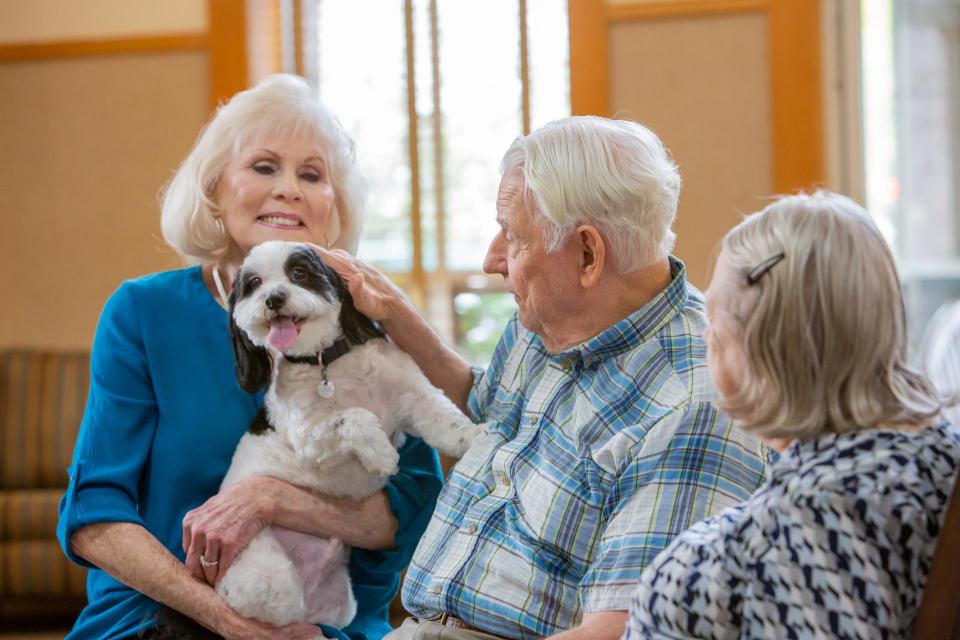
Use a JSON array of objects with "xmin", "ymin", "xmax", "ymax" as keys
[{"xmin": 323, "ymin": 115, "xmax": 767, "ymax": 640}]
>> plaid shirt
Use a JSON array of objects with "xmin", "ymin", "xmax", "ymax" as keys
[{"xmin": 401, "ymin": 259, "xmax": 768, "ymax": 639}]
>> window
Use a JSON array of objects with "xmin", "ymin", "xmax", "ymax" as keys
[
  {"xmin": 251, "ymin": 0, "xmax": 571, "ymax": 364},
  {"xmin": 861, "ymin": 0, "xmax": 960, "ymax": 342}
]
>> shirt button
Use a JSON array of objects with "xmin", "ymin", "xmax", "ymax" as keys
[
  {"xmin": 499, "ymin": 476, "xmax": 511, "ymax": 487},
  {"xmin": 463, "ymin": 523, "xmax": 477, "ymax": 535},
  {"xmin": 432, "ymin": 585, "xmax": 442, "ymax": 595}
]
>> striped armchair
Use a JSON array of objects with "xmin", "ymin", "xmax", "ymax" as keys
[{"xmin": 0, "ymin": 350, "xmax": 88, "ymax": 620}]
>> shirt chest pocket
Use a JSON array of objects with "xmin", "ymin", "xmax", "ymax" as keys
[{"xmin": 512, "ymin": 452, "xmax": 606, "ymax": 571}]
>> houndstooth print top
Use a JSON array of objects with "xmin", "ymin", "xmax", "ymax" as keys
[{"xmin": 623, "ymin": 423, "xmax": 960, "ymax": 640}]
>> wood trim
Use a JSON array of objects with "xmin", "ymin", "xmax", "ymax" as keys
[
  {"xmin": 0, "ymin": 34, "xmax": 207, "ymax": 62},
  {"xmin": 768, "ymin": 0, "xmax": 824, "ymax": 192},
  {"xmin": 519, "ymin": 0, "xmax": 532, "ymax": 134},
  {"xmin": 569, "ymin": 0, "xmax": 609, "ymax": 116},
  {"xmin": 607, "ymin": 0, "xmax": 768, "ymax": 22},
  {"xmin": 430, "ymin": 0, "xmax": 447, "ymax": 272},
  {"xmin": 272, "ymin": 0, "xmax": 284, "ymax": 77},
  {"xmin": 293, "ymin": 0, "xmax": 304, "ymax": 76},
  {"xmin": 208, "ymin": 0, "xmax": 249, "ymax": 112},
  {"xmin": 243, "ymin": 0, "xmax": 283, "ymax": 83},
  {"xmin": 404, "ymin": 0, "xmax": 426, "ymax": 305}
]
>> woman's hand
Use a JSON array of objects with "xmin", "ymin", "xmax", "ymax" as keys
[
  {"xmin": 182, "ymin": 476, "xmax": 283, "ymax": 585},
  {"xmin": 311, "ymin": 246, "xmax": 408, "ymax": 323}
]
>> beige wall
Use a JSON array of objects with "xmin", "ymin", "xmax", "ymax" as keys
[
  {"xmin": 0, "ymin": 7, "xmax": 210, "ymax": 350},
  {"xmin": 609, "ymin": 10, "xmax": 773, "ymax": 288},
  {"xmin": 1, "ymin": 2, "xmax": 782, "ymax": 348},
  {"xmin": 0, "ymin": 0, "xmax": 207, "ymax": 43}
]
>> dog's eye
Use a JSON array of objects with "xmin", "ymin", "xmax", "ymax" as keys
[
  {"xmin": 291, "ymin": 268, "xmax": 306, "ymax": 282},
  {"xmin": 248, "ymin": 276, "xmax": 262, "ymax": 289}
]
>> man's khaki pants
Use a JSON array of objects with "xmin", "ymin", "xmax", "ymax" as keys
[{"xmin": 385, "ymin": 617, "xmax": 509, "ymax": 640}]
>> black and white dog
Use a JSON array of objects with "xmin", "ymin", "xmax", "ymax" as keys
[{"xmin": 212, "ymin": 241, "xmax": 481, "ymax": 628}]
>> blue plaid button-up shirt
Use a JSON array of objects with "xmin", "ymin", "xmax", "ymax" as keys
[{"xmin": 401, "ymin": 259, "xmax": 768, "ymax": 639}]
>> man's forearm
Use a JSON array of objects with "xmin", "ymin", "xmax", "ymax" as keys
[
  {"xmin": 382, "ymin": 297, "xmax": 475, "ymax": 414},
  {"xmin": 265, "ymin": 479, "xmax": 399, "ymax": 550},
  {"xmin": 547, "ymin": 611, "xmax": 629, "ymax": 640}
]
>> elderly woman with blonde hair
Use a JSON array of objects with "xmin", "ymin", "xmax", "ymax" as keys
[
  {"xmin": 623, "ymin": 190, "xmax": 960, "ymax": 639},
  {"xmin": 57, "ymin": 74, "xmax": 443, "ymax": 640}
]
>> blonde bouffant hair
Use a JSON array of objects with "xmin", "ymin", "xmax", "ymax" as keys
[
  {"xmin": 717, "ymin": 190, "xmax": 943, "ymax": 439},
  {"xmin": 160, "ymin": 74, "xmax": 364, "ymax": 261}
]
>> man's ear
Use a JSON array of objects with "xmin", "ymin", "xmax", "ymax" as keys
[{"xmin": 576, "ymin": 224, "xmax": 606, "ymax": 288}]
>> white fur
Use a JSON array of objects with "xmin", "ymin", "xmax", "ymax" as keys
[{"xmin": 216, "ymin": 241, "xmax": 481, "ymax": 627}]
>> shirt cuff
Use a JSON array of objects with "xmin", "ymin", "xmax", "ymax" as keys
[
  {"xmin": 579, "ymin": 582, "xmax": 638, "ymax": 613},
  {"xmin": 57, "ymin": 463, "xmax": 148, "ymax": 568}
]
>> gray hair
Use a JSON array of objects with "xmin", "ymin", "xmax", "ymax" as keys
[
  {"xmin": 718, "ymin": 190, "xmax": 943, "ymax": 439},
  {"xmin": 499, "ymin": 116, "xmax": 681, "ymax": 274},
  {"xmin": 160, "ymin": 74, "xmax": 364, "ymax": 260}
]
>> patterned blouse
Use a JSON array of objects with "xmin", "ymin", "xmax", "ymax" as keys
[{"xmin": 623, "ymin": 423, "xmax": 960, "ymax": 640}]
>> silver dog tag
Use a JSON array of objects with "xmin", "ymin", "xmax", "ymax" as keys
[{"xmin": 317, "ymin": 380, "xmax": 336, "ymax": 398}]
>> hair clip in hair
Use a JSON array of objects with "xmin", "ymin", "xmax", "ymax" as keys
[{"xmin": 746, "ymin": 252, "xmax": 785, "ymax": 286}]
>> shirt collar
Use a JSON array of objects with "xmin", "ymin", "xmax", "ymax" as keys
[{"xmin": 532, "ymin": 256, "xmax": 690, "ymax": 370}]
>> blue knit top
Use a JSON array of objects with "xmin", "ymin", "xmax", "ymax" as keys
[{"xmin": 57, "ymin": 266, "xmax": 443, "ymax": 640}]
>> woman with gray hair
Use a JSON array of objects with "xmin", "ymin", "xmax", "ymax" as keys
[
  {"xmin": 623, "ymin": 190, "xmax": 960, "ymax": 639},
  {"xmin": 57, "ymin": 74, "xmax": 442, "ymax": 640}
]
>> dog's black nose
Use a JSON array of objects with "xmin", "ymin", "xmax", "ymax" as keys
[{"xmin": 265, "ymin": 291, "xmax": 287, "ymax": 310}]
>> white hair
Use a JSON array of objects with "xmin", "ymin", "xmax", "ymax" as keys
[
  {"xmin": 160, "ymin": 74, "xmax": 365, "ymax": 261},
  {"xmin": 718, "ymin": 190, "xmax": 944, "ymax": 439},
  {"xmin": 499, "ymin": 115, "xmax": 681, "ymax": 274}
]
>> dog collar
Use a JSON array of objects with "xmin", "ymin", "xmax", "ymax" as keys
[{"xmin": 283, "ymin": 337, "xmax": 353, "ymax": 367}]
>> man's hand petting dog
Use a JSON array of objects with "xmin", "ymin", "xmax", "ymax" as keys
[
  {"xmin": 182, "ymin": 476, "xmax": 277, "ymax": 585},
  {"xmin": 309, "ymin": 246, "xmax": 404, "ymax": 324}
]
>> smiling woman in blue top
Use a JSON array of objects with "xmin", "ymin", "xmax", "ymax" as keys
[{"xmin": 56, "ymin": 74, "xmax": 444, "ymax": 640}]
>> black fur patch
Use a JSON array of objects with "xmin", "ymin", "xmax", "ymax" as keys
[
  {"xmin": 227, "ymin": 272, "xmax": 273, "ymax": 393},
  {"xmin": 248, "ymin": 406, "xmax": 274, "ymax": 435},
  {"xmin": 145, "ymin": 607, "xmax": 222, "ymax": 639},
  {"xmin": 284, "ymin": 248, "xmax": 338, "ymax": 301},
  {"xmin": 286, "ymin": 247, "xmax": 386, "ymax": 347}
]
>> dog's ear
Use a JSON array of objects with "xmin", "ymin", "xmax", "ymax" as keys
[
  {"xmin": 337, "ymin": 277, "xmax": 386, "ymax": 345},
  {"xmin": 228, "ymin": 271, "xmax": 273, "ymax": 393},
  {"xmin": 307, "ymin": 251, "xmax": 386, "ymax": 346}
]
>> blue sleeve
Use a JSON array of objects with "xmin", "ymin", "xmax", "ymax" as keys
[
  {"xmin": 350, "ymin": 435, "xmax": 443, "ymax": 573},
  {"xmin": 57, "ymin": 282, "xmax": 159, "ymax": 568}
]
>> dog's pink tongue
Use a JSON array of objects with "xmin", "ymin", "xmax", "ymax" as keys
[{"xmin": 268, "ymin": 317, "xmax": 299, "ymax": 351}]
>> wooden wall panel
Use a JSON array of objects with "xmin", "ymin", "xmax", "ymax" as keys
[
  {"xmin": 609, "ymin": 12, "xmax": 773, "ymax": 287},
  {"xmin": 0, "ymin": 52, "xmax": 209, "ymax": 349},
  {"xmin": 209, "ymin": 0, "xmax": 249, "ymax": 110},
  {"xmin": 769, "ymin": 0, "xmax": 824, "ymax": 192},
  {"xmin": 0, "ymin": 0, "xmax": 207, "ymax": 43},
  {"xmin": 569, "ymin": 0, "xmax": 609, "ymax": 116}
]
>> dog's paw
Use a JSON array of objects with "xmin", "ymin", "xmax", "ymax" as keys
[
  {"xmin": 353, "ymin": 436, "xmax": 400, "ymax": 477},
  {"xmin": 335, "ymin": 409, "xmax": 400, "ymax": 477},
  {"xmin": 432, "ymin": 420, "xmax": 487, "ymax": 458}
]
